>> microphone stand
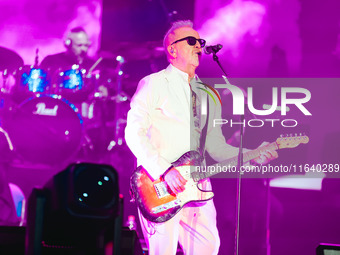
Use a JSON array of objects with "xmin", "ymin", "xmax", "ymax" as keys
[{"xmin": 208, "ymin": 50, "xmax": 244, "ymax": 255}]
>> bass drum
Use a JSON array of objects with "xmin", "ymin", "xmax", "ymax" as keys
[{"xmin": 6, "ymin": 95, "xmax": 83, "ymax": 166}]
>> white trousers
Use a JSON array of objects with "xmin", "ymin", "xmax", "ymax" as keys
[{"xmin": 138, "ymin": 181, "xmax": 220, "ymax": 255}]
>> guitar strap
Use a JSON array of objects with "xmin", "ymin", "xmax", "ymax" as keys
[{"xmin": 198, "ymin": 93, "xmax": 209, "ymax": 160}]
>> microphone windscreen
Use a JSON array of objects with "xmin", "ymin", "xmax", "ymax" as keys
[{"xmin": 204, "ymin": 47, "xmax": 213, "ymax": 55}]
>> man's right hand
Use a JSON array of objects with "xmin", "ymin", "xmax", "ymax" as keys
[{"xmin": 163, "ymin": 167, "xmax": 187, "ymax": 194}]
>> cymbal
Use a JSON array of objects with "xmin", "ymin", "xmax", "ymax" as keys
[
  {"xmin": 97, "ymin": 50, "xmax": 117, "ymax": 60},
  {"xmin": 101, "ymin": 41, "xmax": 165, "ymax": 61},
  {"xmin": 0, "ymin": 46, "xmax": 24, "ymax": 71}
]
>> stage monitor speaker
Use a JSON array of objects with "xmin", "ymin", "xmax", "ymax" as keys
[
  {"xmin": 317, "ymin": 243, "xmax": 340, "ymax": 255},
  {"xmin": 25, "ymin": 163, "xmax": 121, "ymax": 255}
]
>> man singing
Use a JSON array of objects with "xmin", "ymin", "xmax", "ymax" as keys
[{"xmin": 125, "ymin": 20, "xmax": 277, "ymax": 255}]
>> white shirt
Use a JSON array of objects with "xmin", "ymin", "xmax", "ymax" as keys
[{"xmin": 125, "ymin": 64, "xmax": 239, "ymax": 180}]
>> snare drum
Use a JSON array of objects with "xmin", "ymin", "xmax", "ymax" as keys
[{"xmin": 6, "ymin": 95, "xmax": 83, "ymax": 165}]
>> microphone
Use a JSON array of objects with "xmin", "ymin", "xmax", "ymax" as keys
[{"xmin": 204, "ymin": 44, "xmax": 223, "ymax": 54}]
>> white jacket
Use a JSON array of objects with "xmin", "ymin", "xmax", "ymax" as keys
[{"xmin": 125, "ymin": 64, "xmax": 239, "ymax": 180}]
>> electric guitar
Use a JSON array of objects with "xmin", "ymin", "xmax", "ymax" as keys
[{"xmin": 130, "ymin": 135, "xmax": 309, "ymax": 223}]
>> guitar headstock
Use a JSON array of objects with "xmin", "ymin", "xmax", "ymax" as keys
[{"xmin": 276, "ymin": 134, "xmax": 309, "ymax": 149}]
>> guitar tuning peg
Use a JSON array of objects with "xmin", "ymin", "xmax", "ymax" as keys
[
  {"xmin": 299, "ymin": 132, "xmax": 302, "ymax": 136},
  {"xmin": 290, "ymin": 133, "xmax": 293, "ymax": 137},
  {"xmin": 280, "ymin": 134, "xmax": 283, "ymax": 138}
]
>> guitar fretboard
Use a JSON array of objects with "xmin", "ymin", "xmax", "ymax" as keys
[{"xmin": 192, "ymin": 142, "xmax": 279, "ymax": 180}]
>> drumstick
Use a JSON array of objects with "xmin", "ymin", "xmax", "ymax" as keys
[
  {"xmin": 0, "ymin": 127, "xmax": 14, "ymax": 151},
  {"xmin": 87, "ymin": 57, "xmax": 103, "ymax": 77}
]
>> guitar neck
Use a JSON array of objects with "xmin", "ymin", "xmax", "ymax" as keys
[{"xmin": 195, "ymin": 142, "xmax": 279, "ymax": 180}]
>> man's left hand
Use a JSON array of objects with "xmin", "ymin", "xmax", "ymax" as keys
[{"xmin": 251, "ymin": 142, "xmax": 278, "ymax": 165}]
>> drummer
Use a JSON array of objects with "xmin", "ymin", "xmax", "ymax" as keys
[
  {"xmin": 40, "ymin": 26, "xmax": 94, "ymax": 72},
  {"xmin": 40, "ymin": 27, "xmax": 103, "ymax": 103}
]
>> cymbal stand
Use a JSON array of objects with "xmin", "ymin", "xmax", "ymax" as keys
[
  {"xmin": 0, "ymin": 69, "xmax": 11, "ymax": 120},
  {"xmin": 107, "ymin": 56, "xmax": 125, "ymax": 151}
]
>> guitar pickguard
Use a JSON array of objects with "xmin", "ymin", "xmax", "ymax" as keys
[{"xmin": 130, "ymin": 163, "xmax": 214, "ymax": 223}]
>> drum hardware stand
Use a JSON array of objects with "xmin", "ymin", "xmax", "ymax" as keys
[
  {"xmin": 107, "ymin": 56, "xmax": 126, "ymax": 151},
  {"xmin": 76, "ymin": 128, "xmax": 96, "ymax": 162},
  {"xmin": 79, "ymin": 102, "xmax": 95, "ymax": 156},
  {"xmin": 0, "ymin": 70, "xmax": 9, "ymax": 119},
  {"xmin": 1, "ymin": 69, "xmax": 8, "ymax": 92},
  {"xmin": 81, "ymin": 131, "xmax": 94, "ymax": 151},
  {"xmin": 34, "ymin": 48, "xmax": 39, "ymax": 68}
]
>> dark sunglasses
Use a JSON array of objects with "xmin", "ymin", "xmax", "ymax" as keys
[{"xmin": 171, "ymin": 36, "xmax": 206, "ymax": 48}]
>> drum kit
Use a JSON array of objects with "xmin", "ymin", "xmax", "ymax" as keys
[{"xmin": 0, "ymin": 44, "xmax": 157, "ymax": 167}]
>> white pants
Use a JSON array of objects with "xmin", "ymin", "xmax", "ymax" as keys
[{"xmin": 138, "ymin": 180, "xmax": 220, "ymax": 255}]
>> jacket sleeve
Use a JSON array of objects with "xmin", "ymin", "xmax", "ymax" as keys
[{"xmin": 124, "ymin": 76, "xmax": 172, "ymax": 181}]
